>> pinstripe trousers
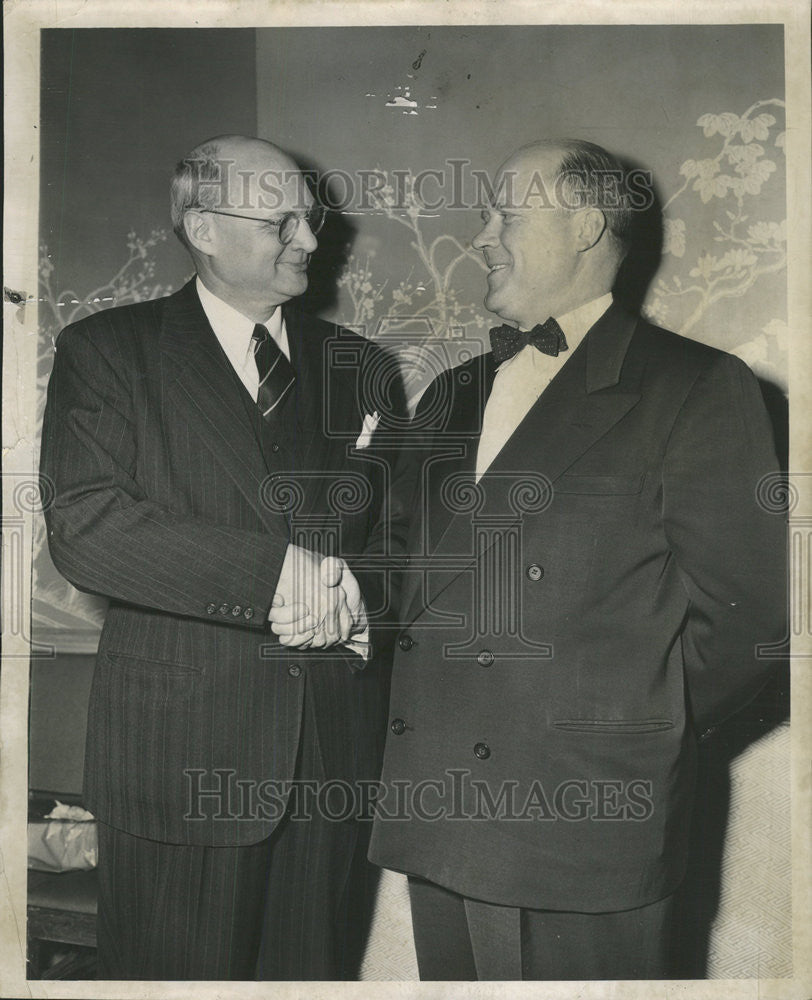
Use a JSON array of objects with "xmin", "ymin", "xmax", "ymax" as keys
[{"xmin": 96, "ymin": 675, "xmax": 377, "ymax": 981}]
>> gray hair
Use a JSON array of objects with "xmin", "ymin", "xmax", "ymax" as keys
[
  {"xmin": 170, "ymin": 141, "xmax": 226, "ymax": 249},
  {"xmin": 553, "ymin": 139, "xmax": 634, "ymax": 254}
]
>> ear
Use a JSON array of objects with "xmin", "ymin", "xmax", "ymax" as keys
[
  {"xmin": 183, "ymin": 210, "xmax": 215, "ymax": 256},
  {"xmin": 574, "ymin": 208, "xmax": 606, "ymax": 252}
]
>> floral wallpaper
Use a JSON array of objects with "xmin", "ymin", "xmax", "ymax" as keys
[{"xmin": 646, "ymin": 99, "xmax": 787, "ymax": 391}]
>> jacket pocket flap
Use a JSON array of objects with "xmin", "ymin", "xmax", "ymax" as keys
[
  {"xmin": 102, "ymin": 649, "xmax": 201, "ymax": 676},
  {"xmin": 553, "ymin": 718, "xmax": 673, "ymax": 734}
]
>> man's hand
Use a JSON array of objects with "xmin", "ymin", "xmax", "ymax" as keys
[
  {"xmin": 331, "ymin": 557, "xmax": 368, "ymax": 640},
  {"xmin": 320, "ymin": 556, "xmax": 368, "ymax": 645},
  {"xmin": 267, "ymin": 544, "xmax": 340, "ymax": 647},
  {"xmin": 267, "ymin": 546, "xmax": 367, "ymax": 649}
]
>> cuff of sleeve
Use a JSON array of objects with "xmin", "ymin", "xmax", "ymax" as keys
[{"xmin": 343, "ymin": 628, "xmax": 371, "ymax": 663}]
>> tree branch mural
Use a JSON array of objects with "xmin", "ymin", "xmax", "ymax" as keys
[
  {"xmin": 644, "ymin": 100, "xmax": 787, "ymax": 388},
  {"xmin": 336, "ymin": 171, "xmax": 489, "ymax": 408}
]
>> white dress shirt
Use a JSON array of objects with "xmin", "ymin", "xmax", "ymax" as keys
[
  {"xmin": 475, "ymin": 294, "xmax": 613, "ymax": 481},
  {"xmin": 196, "ymin": 276, "xmax": 290, "ymax": 401}
]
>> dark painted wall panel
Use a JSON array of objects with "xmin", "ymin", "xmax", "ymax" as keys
[{"xmin": 40, "ymin": 28, "xmax": 257, "ymax": 300}]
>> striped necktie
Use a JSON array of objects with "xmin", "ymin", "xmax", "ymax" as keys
[{"xmin": 252, "ymin": 323, "xmax": 295, "ymax": 419}]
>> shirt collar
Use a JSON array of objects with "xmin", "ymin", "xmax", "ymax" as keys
[
  {"xmin": 495, "ymin": 293, "xmax": 613, "ymax": 375},
  {"xmin": 554, "ymin": 293, "xmax": 613, "ymax": 355},
  {"xmin": 195, "ymin": 276, "xmax": 289, "ymax": 361}
]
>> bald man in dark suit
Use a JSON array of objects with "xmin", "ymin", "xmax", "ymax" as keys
[{"xmin": 369, "ymin": 139, "xmax": 786, "ymax": 980}]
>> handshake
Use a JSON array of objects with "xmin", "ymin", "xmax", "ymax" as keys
[{"xmin": 266, "ymin": 543, "xmax": 368, "ymax": 650}]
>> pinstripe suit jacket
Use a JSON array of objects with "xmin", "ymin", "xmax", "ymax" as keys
[{"xmin": 41, "ymin": 279, "xmax": 403, "ymax": 846}]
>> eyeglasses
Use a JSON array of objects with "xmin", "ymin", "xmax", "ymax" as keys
[{"xmin": 199, "ymin": 204, "xmax": 326, "ymax": 244}]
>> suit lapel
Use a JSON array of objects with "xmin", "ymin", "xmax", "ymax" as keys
[
  {"xmin": 485, "ymin": 303, "xmax": 641, "ymax": 485},
  {"xmin": 400, "ymin": 353, "xmax": 494, "ymax": 624},
  {"xmin": 422, "ymin": 352, "xmax": 495, "ymax": 544},
  {"xmin": 161, "ymin": 281, "xmax": 284, "ymax": 537},
  {"xmin": 405, "ymin": 304, "xmax": 642, "ymax": 624},
  {"xmin": 282, "ymin": 306, "xmax": 333, "ymax": 480},
  {"xmin": 282, "ymin": 307, "xmax": 383, "ymax": 535}
]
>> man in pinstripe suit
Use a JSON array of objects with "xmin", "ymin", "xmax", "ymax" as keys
[{"xmin": 40, "ymin": 135, "xmax": 406, "ymax": 980}]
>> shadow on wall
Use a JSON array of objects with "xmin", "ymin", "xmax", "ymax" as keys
[
  {"xmin": 612, "ymin": 155, "xmax": 665, "ymax": 318},
  {"xmin": 759, "ymin": 379, "xmax": 789, "ymax": 472},
  {"xmin": 672, "ymin": 661, "xmax": 790, "ymax": 978},
  {"xmin": 297, "ymin": 154, "xmax": 356, "ymax": 320}
]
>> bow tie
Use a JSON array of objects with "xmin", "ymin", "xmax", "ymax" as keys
[{"xmin": 489, "ymin": 317, "xmax": 568, "ymax": 365}]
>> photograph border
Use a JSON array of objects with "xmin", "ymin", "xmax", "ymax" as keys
[{"xmin": 3, "ymin": 1, "xmax": 810, "ymax": 997}]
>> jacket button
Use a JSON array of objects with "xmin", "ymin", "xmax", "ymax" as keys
[
  {"xmin": 206, "ymin": 603, "xmax": 217, "ymax": 615},
  {"xmin": 398, "ymin": 634, "xmax": 414, "ymax": 652},
  {"xmin": 477, "ymin": 649, "xmax": 494, "ymax": 667},
  {"xmin": 231, "ymin": 605, "xmax": 242, "ymax": 616},
  {"xmin": 391, "ymin": 718, "xmax": 407, "ymax": 735},
  {"xmin": 288, "ymin": 664, "xmax": 302, "ymax": 677},
  {"xmin": 218, "ymin": 604, "xmax": 231, "ymax": 615},
  {"xmin": 473, "ymin": 742, "xmax": 491, "ymax": 760},
  {"xmin": 271, "ymin": 443, "xmax": 280, "ymax": 453},
  {"xmin": 526, "ymin": 564, "xmax": 544, "ymax": 582},
  {"xmin": 244, "ymin": 608, "xmax": 254, "ymax": 620}
]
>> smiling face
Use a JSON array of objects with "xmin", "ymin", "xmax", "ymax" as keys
[
  {"xmin": 184, "ymin": 138, "xmax": 318, "ymax": 320},
  {"xmin": 471, "ymin": 147, "xmax": 582, "ymax": 328}
]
